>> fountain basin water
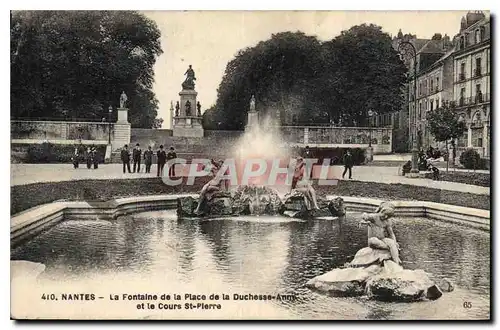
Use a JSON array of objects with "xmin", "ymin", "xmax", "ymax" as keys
[{"xmin": 10, "ymin": 209, "xmax": 490, "ymax": 320}]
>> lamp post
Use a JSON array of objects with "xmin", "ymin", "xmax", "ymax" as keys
[
  {"xmin": 108, "ymin": 106, "xmax": 112, "ymax": 145},
  {"xmin": 367, "ymin": 109, "xmax": 374, "ymax": 147},
  {"xmin": 367, "ymin": 109, "xmax": 374, "ymax": 162},
  {"xmin": 398, "ymin": 41, "xmax": 419, "ymax": 175}
]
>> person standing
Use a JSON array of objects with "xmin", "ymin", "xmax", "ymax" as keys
[
  {"xmin": 157, "ymin": 145, "xmax": 167, "ymax": 177},
  {"xmin": 72, "ymin": 145, "xmax": 80, "ymax": 169},
  {"xmin": 85, "ymin": 147, "xmax": 92, "ymax": 169},
  {"xmin": 167, "ymin": 146, "xmax": 177, "ymax": 178},
  {"xmin": 91, "ymin": 147, "xmax": 99, "ymax": 169},
  {"xmin": 132, "ymin": 143, "xmax": 142, "ymax": 173},
  {"xmin": 144, "ymin": 146, "xmax": 153, "ymax": 173},
  {"xmin": 121, "ymin": 144, "xmax": 131, "ymax": 173},
  {"xmin": 342, "ymin": 149, "xmax": 354, "ymax": 179}
]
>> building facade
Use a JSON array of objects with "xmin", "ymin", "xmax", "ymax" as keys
[
  {"xmin": 452, "ymin": 12, "xmax": 490, "ymax": 158},
  {"xmin": 415, "ymin": 49, "xmax": 454, "ymax": 149},
  {"xmin": 386, "ymin": 12, "xmax": 490, "ymax": 159}
]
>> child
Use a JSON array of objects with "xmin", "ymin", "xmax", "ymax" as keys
[{"xmin": 359, "ymin": 202, "xmax": 401, "ymax": 264}]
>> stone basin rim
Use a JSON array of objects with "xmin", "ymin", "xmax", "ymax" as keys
[{"xmin": 11, "ymin": 193, "xmax": 490, "ymax": 248}]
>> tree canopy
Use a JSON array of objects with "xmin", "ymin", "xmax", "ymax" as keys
[
  {"xmin": 211, "ymin": 24, "xmax": 407, "ymax": 130},
  {"xmin": 426, "ymin": 103, "xmax": 467, "ymax": 143},
  {"xmin": 11, "ymin": 11, "xmax": 163, "ymax": 128}
]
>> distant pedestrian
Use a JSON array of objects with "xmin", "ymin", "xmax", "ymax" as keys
[
  {"xmin": 428, "ymin": 164, "xmax": 440, "ymax": 181},
  {"xmin": 302, "ymin": 145, "xmax": 312, "ymax": 159},
  {"xmin": 157, "ymin": 145, "xmax": 167, "ymax": 177},
  {"xmin": 85, "ymin": 147, "xmax": 92, "ymax": 169},
  {"xmin": 91, "ymin": 147, "xmax": 99, "ymax": 169},
  {"xmin": 144, "ymin": 146, "xmax": 153, "ymax": 173},
  {"xmin": 121, "ymin": 144, "xmax": 131, "ymax": 173},
  {"xmin": 167, "ymin": 146, "xmax": 177, "ymax": 178},
  {"xmin": 132, "ymin": 143, "xmax": 142, "ymax": 173},
  {"xmin": 72, "ymin": 146, "xmax": 80, "ymax": 169},
  {"xmin": 342, "ymin": 149, "xmax": 354, "ymax": 179}
]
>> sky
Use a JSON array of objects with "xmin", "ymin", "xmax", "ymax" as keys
[{"xmin": 144, "ymin": 10, "xmax": 472, "ymax": 128}]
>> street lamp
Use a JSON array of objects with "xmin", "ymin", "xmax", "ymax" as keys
[
  {"xmin": 398, "ymin": 41, "xmax": 419, "ymax": 175},
  {"xmin": 367, "ymin": 109, "xmax": 374, "ymax": 147},
  {"xmin": 108, "ymin": 105, "xmax": 113, "ymax": 145}
]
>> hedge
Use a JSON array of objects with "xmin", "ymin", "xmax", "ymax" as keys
[{"xmin": 25, "ymin": 143, "xmax": 106, "ymax": 164}]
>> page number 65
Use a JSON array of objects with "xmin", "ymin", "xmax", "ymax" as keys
[{"xmin": 463, "ymin": 301, "xmax": 472, "ymax": 308}]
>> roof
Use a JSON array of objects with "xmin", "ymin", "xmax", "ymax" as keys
[{"xmin": 418, "ymin": 40, "xmax": 446, "ymax": 54}]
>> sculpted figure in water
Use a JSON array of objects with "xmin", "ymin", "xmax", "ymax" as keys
[
  {"xmin": 359, "ymin": 202, "xmax": 401, "ymax": 264},
  {"xmin": 291, "ymin": 157, "xmax": 320, "ymax": 211},
  {"xmin": 194, "ymin": 159, "xmax": 228, "ymax": 215}
]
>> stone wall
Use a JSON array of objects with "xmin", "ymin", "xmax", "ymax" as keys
[{"xmin": 11, "ymin": 120, "xmax": 113, "ymax": 142}]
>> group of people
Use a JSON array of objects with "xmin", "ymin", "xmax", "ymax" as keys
[
  {"xmin": 120, "ymin": 144, "xmax": 177, "ymax": 177},
  {"xmin": 72, "ymin": 146, "xmax": 100, "ymax": 170},
  {"xmin": 401, "ymin": 147, "xmax": 440, "ymax": 180}
]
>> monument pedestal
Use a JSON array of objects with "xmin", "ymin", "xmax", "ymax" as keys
[
  {"xmin": 173, "ymin": 116, "xmax": 204, "ymax": 137},
  {"xmin": 245, "ymin": 110, "xmax": 259, "ymax": 131},
  {"xmin": 173, "ymin": 89, "xmax": 204, "ymax": 137},
  {"xmin": 113, "ymin": 107, "xmax": 131, "ymax": 150}
]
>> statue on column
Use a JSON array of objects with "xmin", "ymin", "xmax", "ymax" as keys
[
  {"xmin": 119, "ymin": 91, "xmax": 128, "ymax": 108},
  {"xmin": 182, "ymin": 65, "xmax": 196, "ymax": 90},
  {"xmin": 185, "ymin": 100, "xmax": 192, "ymax": 116},
  {"xmin": 197, "ymin": 101, "xmax": 201, "ymax": 116},
  {"xmin": 250, "ymin": 94, "xmax": 256, "ymax": 112},
  {"xmin": 175, "ymin": 101, "xmax": 180, "ymax": 117}
]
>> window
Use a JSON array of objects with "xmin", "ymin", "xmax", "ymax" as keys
[
  {"xmin": 430, "ymin": 80, "xmax": 434, "ymax": 93},
  {"xmin": 480, "ymin": 26, "xmax": 486, "ymax": 41},
  {"xmin": 436, "ymin": 77, "xmax": 440, "ymax": 91},
  {"xmin": 460, "ymin": 88, "xmax": 466, "ymax": 106},
  {"xmin": 436, "ymin": 99, "xmax": 440, "ymax": 109},
  {"xmin": 460, "ymin": 63, "xmax": 466, "ymax": 80},
  {"xmin": 475, "ymin": 29, "xmax": 481, "ymax": 43},
  {"xmin": 430, "ymin": 100, "xmax": 434, "ymax": 111},
  {"xmin": 476, "ymin": 84, "xmax": 483, "ymax": 103},
  {"xmin": 478, "ymin": 138, "xmax": 483, "ymax": 148},
  {"xmin": 460, "ymin": 36, "xmax": 465, "ymax": 49},
  {"xmin": 476, "ymin": 57, "xmax": 482, "ymax": 76}
]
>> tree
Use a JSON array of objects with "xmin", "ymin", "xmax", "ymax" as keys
[
  {"xmin": 426, "ymin": 103, "xmax": 467, "ymax": 172},
  {"xmin": 325, "ymin": 24, "xmax": 407, "ymax": 126},
  {"xmin": 214, "ymin": 31, "xmax": 326, "ymax": 130},
  {"xmin": 212, "ymin": 25, "xmax": 407, "ymax": 130},
  {"xmin": 11, "ymin": 10, "xmax": 163, "ymax": 128}
]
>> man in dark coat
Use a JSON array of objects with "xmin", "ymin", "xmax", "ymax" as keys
[
  {"xmin": 342, "ymin": 149, "xmax": 354, "ymax": 179},
  {"xmin": 85, "ymin": 147, "xmax": 92, "ymax": 169},
  {"xmin": 144, "ymin": 146, "xmax": 153, "ymax": 173},
  {"xmin": 167, "ymin": 146, "xmax": 177, "ymax": 178},
  {"xmin": 72, "ymin": 145, "xmax": 80, "ymax": 169},
  {"xmin": 91, "ymin": 147, "xmax": 99, "ymax": 169},
  {"xmin": 132, "ymin": 143, "xmax": 142, "ymax": 173},
  {"xmin": 157, "ymin": 145, "xmax": 167, "ymax": 177},
  {"xmin": 121, "ymin": 144, "xmax": 131, "ymax": 173}
]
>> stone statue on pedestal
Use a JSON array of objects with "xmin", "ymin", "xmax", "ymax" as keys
[
  {"xmin": 175, "ymin": 101, "xmax": 180, "ymax": 117},
  {"xmin": 197, "ymin": 101, "xmax": 201, "ymax": 116},
  {"xmin": 250, "ymin": 95, "xmax": 256, "ymax": 112},
  {"xmin": 185, "ymin": 100, "xmax": 192, "ymax": 116},
  {"xmin": 182, "ymin": 65, "xmax": 196, "ymax": 90},
  {"xmin": 119, "ymin": 91, "xmax": 128, "ymax": 108}
]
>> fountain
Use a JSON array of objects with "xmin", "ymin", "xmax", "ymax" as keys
[{"xmin": 177, "ymin": 109, "xmax": 346, "ymax": 220}]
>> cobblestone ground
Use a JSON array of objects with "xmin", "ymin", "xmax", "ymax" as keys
[{"xmin": 10, "ymin": 163, "xmax": 489, "ymax": 195}]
